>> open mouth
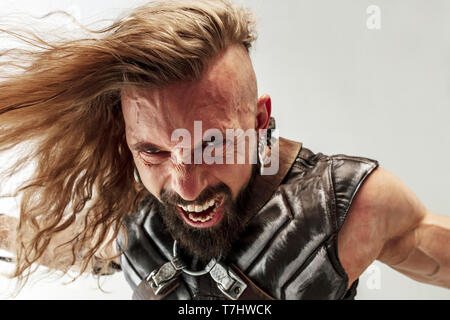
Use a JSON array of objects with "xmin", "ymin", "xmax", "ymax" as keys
[{"xmin": 177, "ymin": 196, "xmax": 225, "ymax": 228}]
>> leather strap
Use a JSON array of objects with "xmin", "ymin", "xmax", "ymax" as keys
[
  {"xmin": 228, "ymin": 264, "xmax": 275, "ymax": 300},
  {"xmin": 241, "ymin": 137, "xmax": 302, "ymax": 225},
  {"xmin": 132, "ymin": 264, "xmax": 275, "ymax": 300},
  {"xmin": 132, "ymin": 277, "xmax": 180, "ymax": 300}
]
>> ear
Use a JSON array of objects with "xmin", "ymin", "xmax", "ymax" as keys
[{"xmin": 255, "ymin": 94, "xmax": 272, "ymax": 130}]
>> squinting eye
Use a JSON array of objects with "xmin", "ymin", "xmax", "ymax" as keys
[
  {"xmin": 141, "ymin": 149, "xmax": 169, "ymax": 157},
  {"xmin": 145, "ymin": 149, "xmax": 162, "ymax": 154},
  {"xmin": 139, "ymin": 149, "xmax": 170, "ymax": 165}
]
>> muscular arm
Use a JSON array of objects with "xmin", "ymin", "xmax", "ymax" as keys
[
  {"xmin": 0, "ymin": 213, "xmax": 121, "ymax": 275},
  {"xmin": 338, "ymin": 167, "xmax": 450, "ymax": 289},
  {"xmin": 378, "ymin": 210, "xmax": 450, "ymax": 288}
]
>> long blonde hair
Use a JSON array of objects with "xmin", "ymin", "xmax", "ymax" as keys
[{"xmin": 0, "ymin": 0, "xmax": 257, "ymax": 290}]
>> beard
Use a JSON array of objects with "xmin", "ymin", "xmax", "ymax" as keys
[{"xmin": 155, "ymin": 165, "xmax": 257, "ymax": 263}]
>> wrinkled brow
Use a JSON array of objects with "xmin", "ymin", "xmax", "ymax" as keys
[{"xmin": 131, "ymin": 129, "xmax": 229, "ymax": 153}]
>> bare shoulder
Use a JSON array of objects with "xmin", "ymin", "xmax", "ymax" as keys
[{"xmin": 337, "ymin": 166, "xmax": 427, "ymax": 287}]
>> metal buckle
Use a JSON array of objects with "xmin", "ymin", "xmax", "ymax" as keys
[
  {"xmin": 208, "ymin": 261, "xmax": 247, "ymax": 300},
  {"xmin": 173, "ymin": 240, "xmax": 218, "ymax": 276},
  {"xmin": 145, "ymin": 240, "xmax": 247, "ymax": 299},
  {"xmin": 146, "ymin": 257, "xmax": 185, "ymax": 296}
]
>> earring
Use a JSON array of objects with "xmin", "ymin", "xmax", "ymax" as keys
[
  {"xmin": 258, "ymin": 131, "xmax": 270, "ymax": 167},
  {"xmin": 134, "ymin": 166, "xmax": 142, "ymax": 184},
  {"xmin": 258, "ymin": 117, "xmax": 278, "ymax": 176}
]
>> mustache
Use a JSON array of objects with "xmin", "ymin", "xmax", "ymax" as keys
[{"xmin": 159, "ymin": 183, "xmax": 232, "ymax": 207}]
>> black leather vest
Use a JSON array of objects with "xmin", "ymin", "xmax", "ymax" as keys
[{"xmin": 118, "ymin": 138, "xmax": 379, "ymax": 300}]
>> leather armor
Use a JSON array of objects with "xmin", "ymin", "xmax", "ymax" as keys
[{"xmin": 117, "ymin": 137, "xmax": 379, "ymax": 300}]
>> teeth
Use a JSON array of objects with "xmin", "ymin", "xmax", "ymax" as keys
[
  {"xmin": 188, "ymin": 207, "xmax": 217, "ymax": 223},
  {"xmin": 179, "ymin": 199, "xmax": 217, "ymax": 213},
  {"xmin": 178, "ymin": 197, "xmax": 222, "ymax": 224}
]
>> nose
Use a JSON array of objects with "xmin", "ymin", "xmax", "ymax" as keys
[
  {"xmin": 170, "ymin": 164, "xmax": 207, "ymax": 201},
  {"xmin": 168, "ymin": 147, "xmax": 208, "ymax": 201}
]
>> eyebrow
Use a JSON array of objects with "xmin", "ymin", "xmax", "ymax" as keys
[{"xmin": 131, "ymin": 129, "xmax": 228, "ymax": 153}]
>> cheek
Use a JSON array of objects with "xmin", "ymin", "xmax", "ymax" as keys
[
  {"xmin": 135, "ymin": 159, "xmax": 168, "ymax": 200},
  {"xmin": 211, "ymin": 163, "xmax": 253, "ymax": 199}
]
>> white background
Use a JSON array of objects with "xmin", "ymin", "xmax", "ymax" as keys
[{"xmin": 0, "ymin": 0, "xmax": 449, "ymax": 299}]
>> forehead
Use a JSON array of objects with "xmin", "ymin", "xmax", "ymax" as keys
[
  {"xmin": 121, "ymin": 45, "xmax": 255, "ymax": 147},
  {"xmin": 122, "ymin": 71, "xmax": 240, "ymax": 121}
]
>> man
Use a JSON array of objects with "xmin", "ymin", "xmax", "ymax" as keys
[{"xmin": 0, "ymin": 0, "xmax": 449, "ymax": 300}]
